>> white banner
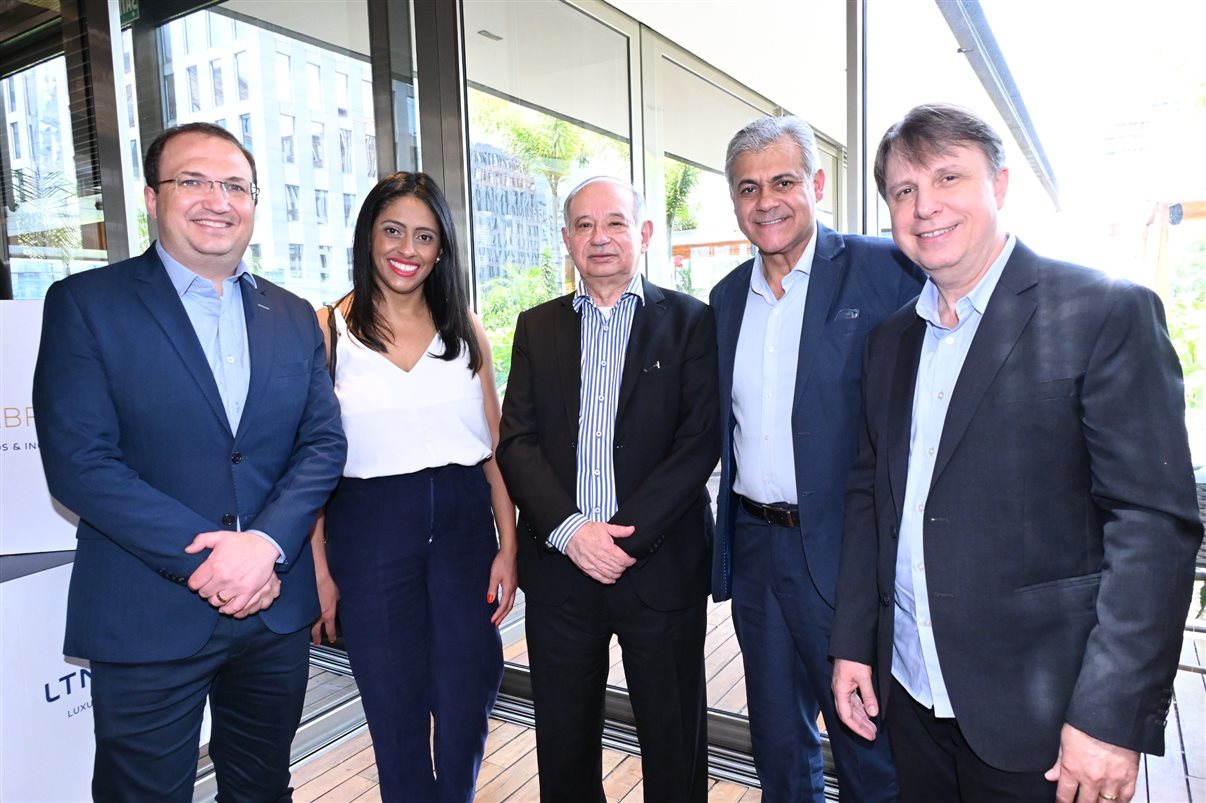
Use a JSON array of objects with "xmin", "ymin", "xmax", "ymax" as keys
[
  {"xmin": 1, "ymin": 300, "xmax": 79, "ymax": 556},
  {"xmin": 0, "ymin": 563, "xmax": 94, "ymax": 803}
]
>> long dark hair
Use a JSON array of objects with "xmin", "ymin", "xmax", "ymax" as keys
[{"xmin": 343, "ymin": 171, "xmax": 481, "ymax": 374}]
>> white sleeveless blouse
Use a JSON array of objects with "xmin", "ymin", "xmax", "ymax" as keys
[{"xmin": 332, "ymin": 308, "xmax": 492, "ymax": 479}]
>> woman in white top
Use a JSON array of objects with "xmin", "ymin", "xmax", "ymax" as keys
[{"xmin": 310, "ymin": 172, "xmax": 517, "ymax": 802}]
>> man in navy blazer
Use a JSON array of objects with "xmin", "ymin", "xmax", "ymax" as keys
[
  {"xmin": 710, "ymin": 115, "xmax": 922, "ymax": 802},
  {"xmin": 33, "ymin": 123, "xmax": 346, "ymax": 802},
  {"xmin": 830, "ymin": 105, "xmax": 1199, "ymax": 803}
]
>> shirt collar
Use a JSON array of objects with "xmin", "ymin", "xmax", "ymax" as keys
[
  {"xmin": 915, "ymin": 233, "xmax": 1016, "ymax": 329},
  {"xmin": 572, "ymin": 271, "xmax": 645, "ymax": 312},
  {"xmin": 156, "ymin": 240, "xmax": 256, "ymax": 297},
  {"xmin": 750, "ymin": 225, "xmax": 818, "ymax": 300}
]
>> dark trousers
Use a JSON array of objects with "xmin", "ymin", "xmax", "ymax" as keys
[
  {"xmin": 731, "ymin": 506, "xmax": 898, "ymax": 803},
  {"xmin": 326, "ymin": 464, "xmax": 503, "ymax": 803},
  {"xmin": 525, "ymin": 578, "xmax": 708, "ymax": 803},
  {"xmin": 89, "ymin": 614, "xmax": 310, "ymax": 803},
  {"xmin": 889, "ymin": 680, "xmax": 1057, "ymax": 802}
]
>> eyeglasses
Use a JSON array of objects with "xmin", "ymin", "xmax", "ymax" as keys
[{"xmin": 157, "ymin": 177, "xmax": 259, "ymax": 202}]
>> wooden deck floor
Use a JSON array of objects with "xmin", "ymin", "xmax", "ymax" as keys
[{"xmin": 290, "ymin": 718, "xmax": 762, "ymax": 802}]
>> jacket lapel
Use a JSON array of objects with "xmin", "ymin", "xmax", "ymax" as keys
[
  {"xmin": 238, "ymin": 278, "xmax": 276, "ymax": 440},
  {"xmin": 929, "ymin": 245, "xmax": 1039, "ymax": 489},
  {"xmin": 552, "ymin": 294, "xmax": 582, "ymax": 435},
  {"xmin": 888, "ymin": 316, "xmax": 925, "ymax": 516},
  {"xmin": 133, "ymin": 251, "xmax": 230, "ymax": 433},
  {"xmin": 792, "ymin": 226, "xmax": 843, "ymax": 415},
  {"xmin": 616, "ymin": 277, "xmax": 665, "ymax": 420}
]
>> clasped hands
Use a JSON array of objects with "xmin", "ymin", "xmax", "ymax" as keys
[
  {"xmin": 565, "ymin": 520, "xmax": 636, "ymax": 584},
  {"xmin": 186, "ymin": 530, "xmax": 281, "ymax": 618}
]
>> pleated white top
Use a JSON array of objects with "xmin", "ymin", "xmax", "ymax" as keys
[{"xmin": 332, "ymin": 308, "xmax": 492, "ymax": 479}]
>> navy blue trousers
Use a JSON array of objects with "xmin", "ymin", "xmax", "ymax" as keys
[
  {"xmin": 731, "ymin": 506, "xmax": 898, "ymax": 803},
  {"xmin": 89, "ymin": 615, "xmax": 310, "ymax": 803},
  {"xmin": 326, "ymin": 464, "xmax": 503, "ymax": 803}
]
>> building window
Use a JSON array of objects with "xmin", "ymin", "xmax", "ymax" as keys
[
  {"xmin": 10, "ymin": 122, "xmax": 21, "ymax": 159},
  {"xmin": 163, "ymin": 74, "xmax": 176, "ymax": 120},
  {"xmin": 289, "ymin": 244, "xmax": 303, "ymax": 277},
  {"xmin": 343, "ymin": 193, "xmax": 356, "ymax": 226},
  {"xmin": 315, "ymin": 189, "xmax": 328, "ymax": 224},
  {"xmin": 125, "ymin": 84, "xmax": 135, "ymax": 127},
  {"xmin": 235, "ymin": 51, "xmax": 250, "ymax": 101},
  {"xmin": 248, "ymin": 243, "xmax": 262, "ymax": 272},
  {"xmin": 339, "ymin": 128, "xmax": 352, "ymax": 174},
  {"xmin": 285, "ymin": 184, "xmax": 300, "ymax": 221},
  {"xmin": 336, "ymin": 72, "xmax": 349, "ymax": 117},
  {"xmin": 210, "ymin": 60, "xmax": 224, "ymax": 107},
  {"xmin": 186, "ymin": 65, "xmax": 200, "ymax": 112},
  {"xmin": 311, "ymin": 121, "xmax": 325, "ymax": 168},
  {"xmin": 280, "ymin": 114, "xmax": 295, "ymax": 163},
  {"xmin": 276, "ymin": 53, "xmax": 292, "ymax": 102},
  {"xmin": 307, "ymin": 63, "xmax": 322, "ymax": 108},
  {"xmin": 239, "ymin": 113, "xmax": 253, "ymax": 149},
  {"xmin": 319, "ymin": 246, "xmax": 331, "ymax": 281},
  {"xmin": 6, "ymin": 80, "xmax": 15, "ymax": 112},
  {"xmin": 365, "ymin": 134, "xmax": 377, "ymax": 178},
  {"xmin": 130, "ymin": 139, "xmax": 140, "ymax": 178},
  {"xmin": 346, "ymin": 247, "xmax": 355, "ymax": 281}
]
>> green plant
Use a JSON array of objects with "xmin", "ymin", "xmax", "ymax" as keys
[{"xmin": 479, "ymin": 248, "xmax": 563, "ymax": 388}]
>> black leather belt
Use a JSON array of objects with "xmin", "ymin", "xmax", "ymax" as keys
[{"xmin": 738, "ymin": 495, "xmax": 800, "ymax": 528}]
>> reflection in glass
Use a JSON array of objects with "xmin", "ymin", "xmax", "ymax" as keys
[{"xmin": 2, "ymin": 57, "xmax": 107, "ymax": 299}]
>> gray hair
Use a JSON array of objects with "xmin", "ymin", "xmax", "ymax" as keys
[
  {"xmin": 562, "ymin": 176, "xmax": 647, "ymax": 227},
  {"xmin": 725, "ymin": 115, "xmax": 820, "ymax": 187},
  {"xmin": 873, "ymin": 103, "xmax": 1006, "ymax": 198}
]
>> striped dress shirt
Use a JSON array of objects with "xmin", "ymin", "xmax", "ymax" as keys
[{"xmin": 546, "ymin": 273, "xmax": 645, "ymax": 552}]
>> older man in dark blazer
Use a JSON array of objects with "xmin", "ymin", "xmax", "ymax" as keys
[
  {"xmin": 34, "ymin": 122, "xmax": 346, "ymax": 802},
  {"xmin": 498, "ymin": 176, "xmax": 719, "ymax": 803},
  {"xmin": 830, "ymin": 104, "xmax": 1200, "ymax": 803},
  {"xmin": 710, "ymin": 115, "xmax": 922, "ymax": 802}
]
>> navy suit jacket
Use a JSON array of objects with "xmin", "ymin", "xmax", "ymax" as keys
[
  {"xmin": 710, "ymin": 224, "xmax": 923, "ymax": 604},
  {"xmin": 34, "ymin": 246, "xmax": 347, "ymax": 663},
  {"xmin": 830, "ymin": 241, "xmax": 1200, "ymax": 770},
  {"xmin": 497, "ymin": 278, "xmax": 720, "ymax": 611}
]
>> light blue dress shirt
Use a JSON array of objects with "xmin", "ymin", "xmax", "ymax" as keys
[
  {"xmin": 157, "ymin": 241, "xmax": 284, "ymax": 561},
  {"xmin": 731, "ymin": 232, "xmax": 818, "ymax": 505},
  {"xmin": 892, "ymin": 234, "xmax": 1016, "ymax": 715},
  {"xmin": 547, "ymin": 272, "xmax": 644, "ymax": 552}
]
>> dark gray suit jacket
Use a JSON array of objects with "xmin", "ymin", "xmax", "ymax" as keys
[{"xmin": 830, "ymin": 240, "xmax": 1200, "ymax": 770}]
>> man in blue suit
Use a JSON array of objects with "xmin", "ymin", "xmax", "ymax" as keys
[
  {"xmin": 710, "ymin": 115, "xmax": 922, "ymax": 802},
  {"xmin": 33, "ymin": 122, "xmax": 346, "ymax": 802}
]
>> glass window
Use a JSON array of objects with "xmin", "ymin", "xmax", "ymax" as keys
[
  {"xmin": 210, "ymin": 60, "xmax": 224, "ymax": 108},
  {"xmin": 289, "ymin": 243, "xmax": 303, "ymax": 277},
  {"xmin": 248, "ymin": 243, "xmax": 262, "ymax": 272},
  {"xmin": 315, "ymin": 189, "xmax": 328, "ymax": 224},
  {"xmin": 339, "ymin": 128, "xmax": 352, "ymax": 173},
  {"xmin": 186, "ymin": 65, "xmax": 200, "ymax": 112},
  {"xmin": 311, "ymin": 121, "xmax": 325, "ymax": 167},
  {"xmin": 343, "ymin": 193, "xmax": 356, "ymax": 226},
  {"xmin": 276, "ymin": 53, "xmax": 292, "ymax": 103},
  {"xmin": 280, "ymin": 115, "xmax": 295, "ymax": 163},
  {"xmin": 239, "ymin": 113, "xmax": 253, "ymax": 149},
  {"xmin": 1, "ymin": 57, "xmax": 108, "ymax": 298},
  {"xmin": 365, "ymin": 133, "xmax": 376, "ymax": 178},
  {"xmin": 464, "ymin": 0, "xmax": 633, "ymax": 391},
  {"xmin": 235, "ymin": 51, "xmax": 250, "ymax": 101},
  {"xmin": 285, "ymin": 184, "xmax": 300, "ymax": 221},
  {"xmin": 129, "ymin": 140, "xmax": 140, "ymax": 179},
  {"xmin": 141, "ymin": 3, "xmax": 382, "ymax": 307},
  {"xmin": 336, "ymin": 72, "xmax": 349, "ymax": 117},
  {"xmin": 125, "ymin": 84, "xmax": 135, "ymax": 127},
  {"xmin": 319, "ymin": 245, "xmax": 332, "ymax": 280}
]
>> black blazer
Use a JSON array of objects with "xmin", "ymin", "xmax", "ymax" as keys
[
  {"xmin": 830, "ymin": 241, "xmax": 1201, "ymax": 771},
  {"xmin": 497, "ymin": 277, "xmax": 721, "ymax": 611}
]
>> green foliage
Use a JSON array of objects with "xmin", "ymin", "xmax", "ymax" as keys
[
  {"xmin": 664, "ymin": 159, "xmax": 700, "ymax": 232},
  {"xmin": 1166, "ymin": 239, "xmax": 1206, "ymax": 413},
  {"xmin": 479, "ymin": 247, "xmax": 563, "ymax": 389}
]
